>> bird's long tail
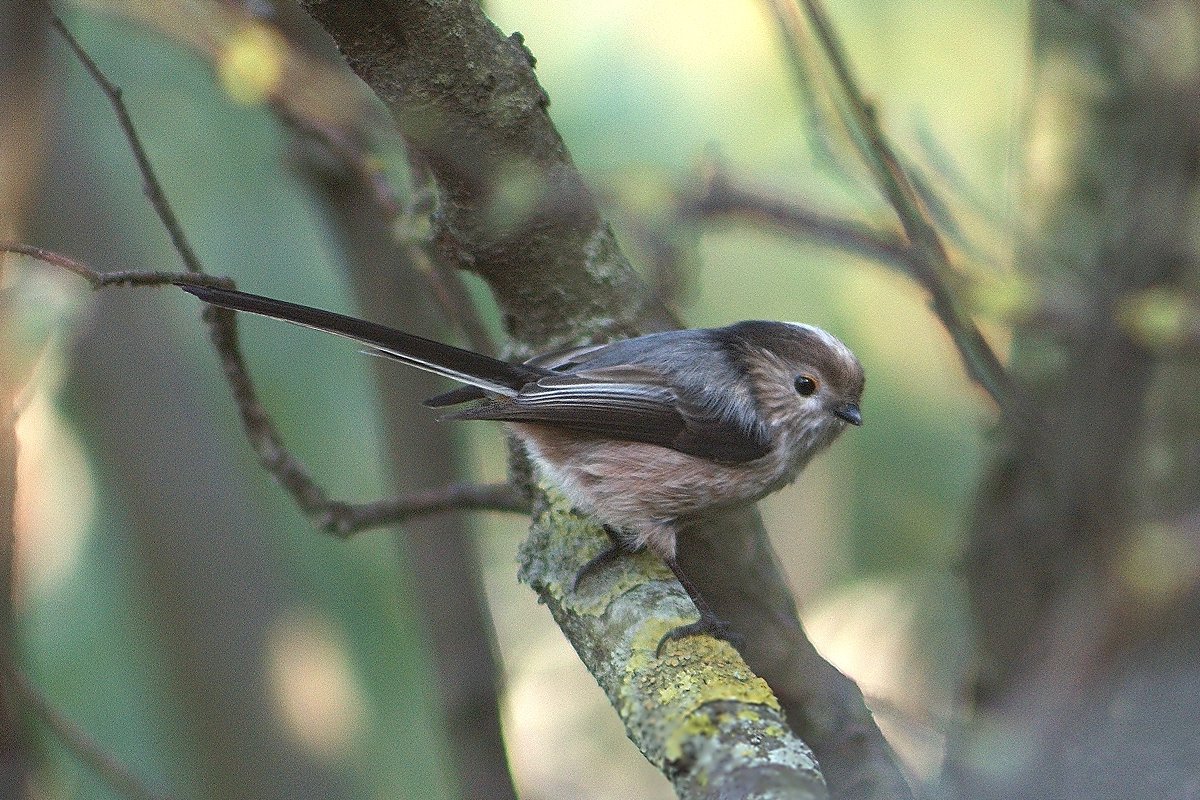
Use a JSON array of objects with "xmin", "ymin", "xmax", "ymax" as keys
[{"xmin": 177, "ymin": 283, "xmax": 544, "ymax": 399}]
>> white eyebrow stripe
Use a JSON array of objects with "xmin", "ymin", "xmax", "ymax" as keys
[{"xmin": 782, "ymin": 322, "xmax": 858, "ymax": 367}]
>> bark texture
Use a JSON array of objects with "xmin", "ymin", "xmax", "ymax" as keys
[{"xmin": 297, "ymin": 1, "xmax": 913, "ymax": 797}]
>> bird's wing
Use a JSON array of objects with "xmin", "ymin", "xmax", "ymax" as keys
[
  {"xmin": 444, "ymin": 365, "xmax": 772, "ymax": 463},
  {"xmin": 423, "ymin": 341, "xmax": 613, "ymax": 407}
]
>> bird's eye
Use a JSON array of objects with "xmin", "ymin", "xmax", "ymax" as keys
[{"xmin": 794, "ymin": 375, "xmax": 818, "ymax": 397}]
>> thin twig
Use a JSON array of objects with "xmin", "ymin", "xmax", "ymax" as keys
[
  {"xmin": 7, "ymin": 668, "xmax": 181, "ymax": 800},
  {"xmin": 413, "ymin": 241, "xmax": 499, "ymax": 356},
  {"xmin": 592, "ymin": 182, "xmax": 696, "ymax": 309},
  {"xmin": 0, "ymin": 242, "xmax": 216, "ymax": 289},
  {"xmin": 403, "ymin": 153, "xmax": 499, "ymax": 356},
  {"xmin": 630, "ymin": 215, "xmax": 692, "ymax": 310},
  {"xmin": 50, "ymin": 12, "xmax": 331, "ymax": 523},
  {"xmin": 5, "ymin": 241, "xmax": 523, "ymax": 534},
  {"xmin": 49, "ymin": 12, "xmax": 202, "ymax": 274},
  {"xmin": 762, "ymin": 0, "xmax": 875, "ymax": 190},
  {"xmin": 324, "ymin": 482, "xmax": 528, "ymax": 536},
  {"xmin": 767, "ymin": 0, "xmax": 1023, "ymax": 416},
  {"xmin": 46, "ymin": 16, "xmax": 524, "ymax": 535},
  {"xmin": 683, "ymin": 164, "xmax": 911, "ymax": 270},
  {"xmin": 282, "ymin": 100, "xmax": 497, "ymax": 356},
  {"xmin": 278, "ymin": 105, "xmax": 403, "ymax": 222}
]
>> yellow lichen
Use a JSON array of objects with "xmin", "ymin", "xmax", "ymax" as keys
[
  {"xmin": 530, "ymin": 483, "xmax": 787, "ymax": 771},
  {"xmin": 620, "ymin": 618, "xmax": 783, "ymax": 764},
  {"xmin": 664, "ymin": 710, "xmax": 720, "ymax": 761},
  {"xmin": 736, "ymin": 707, "xmax": 764, "ymax": 723},
  {"xmin": 532, "ymin": 480, "xmax": 671, "ymax": 616}
]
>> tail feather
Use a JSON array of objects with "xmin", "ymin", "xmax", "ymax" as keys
[
  {"xmin": 177, "ymin": 283, "xmax": 546, "ymax": 399},
  {"xmin": 423, "ymin": 385, "xmax": 488, "ymax": 407}
]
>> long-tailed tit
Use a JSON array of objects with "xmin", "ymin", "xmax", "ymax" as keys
[{"xmin": 179, "ymin": 283, "xmax": 864, "ymax": 652}]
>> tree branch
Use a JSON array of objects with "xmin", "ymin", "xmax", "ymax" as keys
[
  {"xmin": 0, "ymin": 242, "xmax": 521, "ymax": 535},
  {"xmin": 8, "ymin": 668, "xmax": 180, "ymax": 800},
  {"xmin": 49, "ymin": 11, "xmax": 203, "ymax": 275},
  {"xmin": 948, "ymin": 3, "xmax": 1200, "ymax": 797},
  {"xmin": 298, "ymin": 1, "xmax": 911, "ymax": 796},
  {"xmin": 681, "ymin": 160, "xmax": 911, "ymax": 270},
  {"xmin": 764, "ymin": 0, "xmax": 1023, "ymax": 417},
  {"xmin": 0, "ymin": 242, "xmax": 198, "ymax": 289},
  {"xmin": 299, "ymin": 0, "xmax": 676, "ymax": 351},
  {"xmin": 40, "ymin": 16, "xmax": 520, "ymax": 538},
  {"xmin": 287, "ymin": 101, "xmax": 521, "ymax": 798},
  {"xmin": 521, "ymin": 488, "xmax": 827, "ymax": 799},
  {"xmin": 322, "ymin": 482, "xmax": 528, "ymax": 537}
]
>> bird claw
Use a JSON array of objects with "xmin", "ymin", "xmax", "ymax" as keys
[
  {"xmin": 655, "ymin": 612, "xmax": 742, "ymax": 657},
  {"xmin": 571, "ymin": 526, "xmax": 632, "ymax": 592}
]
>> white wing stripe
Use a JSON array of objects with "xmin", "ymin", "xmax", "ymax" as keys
[{"xmin": 368, "ymin": 347, "xmax": 519, "ymax": 397}]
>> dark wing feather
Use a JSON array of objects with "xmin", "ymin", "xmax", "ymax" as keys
[
  {"xmin": 424, "ymin": 342, "xmax": 615, "ymax": 407},
  {"xmin": 179, "ymin": 285, "xmax": 772, "ymax": 461},
  {"xmin": 423, "ymin": 385, "xmax": 489, "ymax": 408},
  {"xmin": 444, "ymin": 377, "xmax": 771, "ymax": 463},
  {"xmin": 441, "ymin": 383, "xmax": 685, "ymax": 446},
  {"xmin": 670, "ymin": 394, "xmax": 773, "ymax": 462}
]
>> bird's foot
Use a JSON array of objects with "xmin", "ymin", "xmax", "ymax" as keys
[
  {"xmin": 655, "ymin": 611, "xmax": 743, "ymax": 657},
  {"xmin": 572, "ymin": 525, "xmax": 633, "ymax": 592}
]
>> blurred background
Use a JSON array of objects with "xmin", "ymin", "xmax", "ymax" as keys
[{"xmin": 5, "ymin": 1, "xmax": 1029, "ymax": 797}]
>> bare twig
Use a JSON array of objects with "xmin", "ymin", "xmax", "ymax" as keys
[
  {"xmin": 0, "ymin": 242, "xmax": 215, "ymax": 289},
  {"xmin": 49, "ymin": 12, "xmax": 202, "ymax": 274},
  {"xmin": 278, "ymin": 105, "xmax": 403, "ymax": 221},
  {"xmin": 50, "ymin": 14, "xmax": 339, "ymax": 523},
  {"xmin": 45, "ymin": 17, "xmax": 523, "ymax": 536},
  {"xmin": 629, "ymin": 214, "xmax": 693, "ymax": 310},
  {"xmin": 761, "ymin": 0, "xmax": 873, "ymax": 189},
  {"xmin": 401, "ymin": 153, "xmax": 499, "ymax": 356},
  {"xmin": 411, "ymin": 237, "xmax": 499, "ymax": 356},
  {"xmin": 290, "ymin": 117, "xmax": 522, "ymax": 799},
  {"xmin": 1, "ymin": 241, "xmax": 525, "ymax": 532},
  {"xmin": 683, "ymin": 162, "xmax": 910, "ymax": 270},
  {"xmin": 594, "ymin": 181, "xmax": 698, "ymax": 309},
  {"xmin": 283, "ymin": 112, "xmax": 499, "ymax": 356},
  {"xmin": 8, "ymin": 668, "xmax": 181, "ymax": 800},
  {"xmin": 323, "ymin": 481, "xmax": 528, "ymax": 535},
  {"xmin": 765, "ymin": 0, "xmax": 1022, "ymax": 416}
]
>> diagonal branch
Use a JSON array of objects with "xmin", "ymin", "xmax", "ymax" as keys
[
  {"xmin": 682, "ymin": 160, "xmax": 911, "ymax": 270},
  {"xmin": 40, "ymin": 18, "xmax": 519, "ymax": 537},
  {"xmin": 49, "ymin": 12, "xmax": 202, "ymax": 275},
  {"xmin": 764, "ymin": 0, "xmax": 1023, "ymax": 417},
  {"xmin": 520, "ymin": 489, "xmax": 828, "ymax": 799},
  {"xmin": 8, "ymin": 667, "xmax": 180, "ymax": 800},
  {"xmin": 0, "ymin": 241, "xmax": 525, "ymax": 531}
]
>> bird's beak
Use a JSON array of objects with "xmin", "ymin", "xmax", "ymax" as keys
[{"xmin": 832, "ymin": 401, "xmax": 862, "ymax": 426}]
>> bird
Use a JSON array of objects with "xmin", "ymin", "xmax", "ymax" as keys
[{"xmin": 178, "ymin": 282, "xmax": 864, "ymax": 652}]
